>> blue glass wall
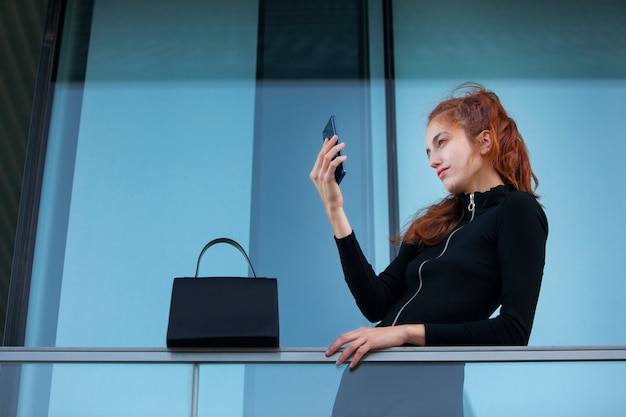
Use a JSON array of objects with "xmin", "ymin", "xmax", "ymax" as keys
[{"xmin": 13, "ymin": 0, "xmax": 626, "ymax": 415}]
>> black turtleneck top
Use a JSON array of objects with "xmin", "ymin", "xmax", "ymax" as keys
[{"xmin": 335, "ymin": 185, "xmax": 548, "ymax": 346}]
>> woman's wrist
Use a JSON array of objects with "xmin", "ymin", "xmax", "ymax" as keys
[
  {"xmin": 403, "ymin": 324, "xmax": 426, "ymax": 346},
  {"xmin": 327, "ymin": 207, "xmax": 352, "ymax": 239}
]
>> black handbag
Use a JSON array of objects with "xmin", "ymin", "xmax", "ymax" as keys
[{"xmin": 166, "ymin": 238, "xmax": 279, "ymax": 348}]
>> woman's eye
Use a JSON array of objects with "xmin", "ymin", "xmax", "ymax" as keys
[{"xmin": 438, "ymin": 139, "xmax": 446, "ymax": 146}]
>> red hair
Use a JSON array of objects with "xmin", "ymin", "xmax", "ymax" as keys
[{"xmin": 402, "ymin": 83, "xmax": 539, "ymax": 246}]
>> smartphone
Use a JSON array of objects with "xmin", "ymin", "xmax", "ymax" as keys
[{"xmin": 322, "ymin": 115, "xmax": 346, "ymax": 184}]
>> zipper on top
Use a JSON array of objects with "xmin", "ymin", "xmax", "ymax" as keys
[
  {"xmin": 468, "ymin": 192, "xmax": 475, "ymax": 221},
  {"xmin": 390, "ymin": 192, "xmax": 476, "ymax": 326}
]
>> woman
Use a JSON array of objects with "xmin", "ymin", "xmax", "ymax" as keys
[{"xmin": 310, "ymin": 83, "xmax": 548, "ymax": 415}]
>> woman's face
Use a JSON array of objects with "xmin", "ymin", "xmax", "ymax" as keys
[{"xmin": 425, "ymin": 118, "xmax": 494, "ymax": 195}]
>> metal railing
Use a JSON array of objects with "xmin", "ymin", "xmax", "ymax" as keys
[{"xmin": 2, "ymin": 345, "xmax": 626, "ymax": 364}]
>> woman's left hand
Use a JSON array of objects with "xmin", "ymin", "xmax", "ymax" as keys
[{"xmin": 326, "ymin": 324, "xmax": 426, "ymax": 368}]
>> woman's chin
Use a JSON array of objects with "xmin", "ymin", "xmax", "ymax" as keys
[{"xmin": 441, "ymin": 179, "xmax": 459, "ymax": 194}]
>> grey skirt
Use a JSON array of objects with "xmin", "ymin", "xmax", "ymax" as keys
[{"xmin": 331, "ymin": 362, "xmax": 465, "ymax": 417}]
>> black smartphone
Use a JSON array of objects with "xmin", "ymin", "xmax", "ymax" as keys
[{"xmin": 322, "ymin": 115, "xmax": 346, "ymax": 184}]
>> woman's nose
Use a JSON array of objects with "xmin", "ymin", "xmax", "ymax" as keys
[{"xmin": 429, "ymin": 154, "xmax": 441, "ymax": 169}]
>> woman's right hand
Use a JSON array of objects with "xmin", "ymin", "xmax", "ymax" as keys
[
  {"xmin": 310, "ymin": 135, "xmax": 352, "ymax": 238},
  {"xmin": 310, "ymin": 135, "xmax": 346, "ymax": 209}
]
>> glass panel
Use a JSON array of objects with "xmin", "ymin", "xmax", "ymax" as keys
[
  {"xmin": 464, "ymin": 362, "xmax": 626, "ymax": 416},
  {"xmin": 197, "ymin": 365, "xmax": 245, "ymax": 417},
  {"xmin": 28, "ymin": 0, "xmax": 259, "ymax": 348},
  {"xmin": 393, "ymin": 0, "xmax": 626, "ymax": 346},
  {"xmin": 15, "ymin": 363, "xmax": 192, "ymax": 417},
  {"xmin": 26, "ymin": 0, "xmax": 389, "ymax": 349},
  {"xmin": 2, "ymin": 359, "xmax": 626, "ymax": 416},
  {"xmin": 198, "ymin": 364, "xmax": 343, "ymax": 417}
]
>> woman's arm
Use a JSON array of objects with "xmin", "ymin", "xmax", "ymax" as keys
[
  {"xmin": 335, "ymin": 233, "xmax": 415, "ymax": 322},
  {"xmin": 311, "ymin": 137, "xmax": 410, "ymax": 320},
  {"xmin": 311, "ymin": 137, "xmax": 425, "ymax": 368}
]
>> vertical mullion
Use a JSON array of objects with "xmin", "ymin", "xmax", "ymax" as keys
[{"xmin": 382, "ymin": 0, "xmax": 399, "ymax": 258}]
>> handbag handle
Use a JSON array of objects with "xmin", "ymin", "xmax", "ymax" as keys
[{"xmin": 195, "ymin": 238, "xmax": 258, "ymax": 278}]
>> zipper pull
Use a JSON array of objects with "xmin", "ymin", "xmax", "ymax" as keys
[{"xmin": 468, "ymin": 193, "xmax": 475, "ymax": 221}]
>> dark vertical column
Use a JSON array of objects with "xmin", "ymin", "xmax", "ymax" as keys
[
  {"xmin": 0, "ymin": 0, "xmax": 48, "ymax": 347},
  {"xmin": 3, "ymin": 0, "xmax": 66, "ymax": 348},
  {"xmin": 382, "ymin": 0, "xmax": 399, "ymax": 258},
  {"xmin": 0, "ymin": 0, "xmax": 66, "ymax": 414},
  {"xmin": 249, "ymin": 0, "xmax": 372, "ymax": 350},
  {"xmin": 4, "ymin": 0, "xmax": 94, "ymax": 348},
  {"xmin": 1, "ymin": 0, "xmax": 94, "ymax": 415}
]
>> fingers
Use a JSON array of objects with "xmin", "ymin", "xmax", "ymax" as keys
[
  {"xmin": 348, "ymin": 343, "xmax": 369, "ymax": 368},
  {"xmin": 326, "ymin": 327, "xmax": 371, "ymax": 368},
  {"xmin": 320, "ymin": 140, "xmax": 345, "ymax": 179},
  {"xmin": 316, "ymin": 136, "xmax": 339, "ymax": 170},
  {"xmin": 339, "ymin": 340, "xmax": 370, "ymax": 368},
  {"xmin": 310, "ymin": 136, "xmax": 345, "ymax": 183}
]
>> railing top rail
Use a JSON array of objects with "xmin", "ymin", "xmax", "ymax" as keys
[{"xmin": 1, "ymin": 346, "xmax": 626, "ymax": 364}]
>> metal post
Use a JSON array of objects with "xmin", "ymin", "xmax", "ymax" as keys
[{"xmin": 191, "ymin": 363, "xmax": 199, "ymax": 417}]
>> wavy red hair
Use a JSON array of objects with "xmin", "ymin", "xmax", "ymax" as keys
[{"xmin": 402, "ymin": 83, "xmax": 539, "ymax": 246}]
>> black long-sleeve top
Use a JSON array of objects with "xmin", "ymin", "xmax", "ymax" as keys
[{"xmin": 335, "ymin": 185, "xmax": 548, "ymax": 346}]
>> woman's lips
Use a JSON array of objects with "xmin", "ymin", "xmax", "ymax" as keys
[{"xmin": 437, "ymin": 167, "xmax": 448, "ymax": 179}]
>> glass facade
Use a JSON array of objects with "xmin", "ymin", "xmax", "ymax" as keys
[
  {"xmin": 3, "ymin": 0, "xmax": 626, "ymax": 415},
  {"xmin": 22, "ymin": 0, "xmax": 626, "ymax": 351}
]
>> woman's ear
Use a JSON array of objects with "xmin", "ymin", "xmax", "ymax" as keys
[{"xmin": 477, "ymin": 130, "xmax": 493, "ymax": 155}]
